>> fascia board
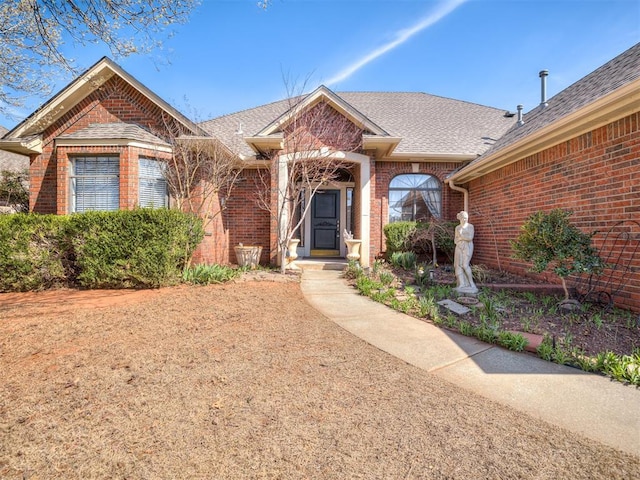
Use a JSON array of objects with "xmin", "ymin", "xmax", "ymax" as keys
[
  {"xmin": 362, "ymin": 135, "xmax": 402, "ymax": 157},
  {"xmin": 55, "ymin": 137, "xmax": 173, "ymax": 153},
  {"xmin": 449, "ymin": 78, "xmax": 640, "ymax": 183},
  {"xmin": 244, "ymin": 134, "xmax": 284, "ymax": 154},
  {"xmin": 7, "ymin": 59, "xmax": 116, "ymax": 139},
  {"xmin": 384, "ymin": 152, "xmax": 478, "ymax": 162},
  {"xmin": 0, "ymin": 136, "xmax": 43, "ymax": 155}
]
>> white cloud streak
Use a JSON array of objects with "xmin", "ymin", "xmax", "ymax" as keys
[{"xmin": 325, "ymin": 0, "xmax": 468, "ymax": 87}]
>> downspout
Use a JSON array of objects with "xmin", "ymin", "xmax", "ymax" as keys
[{"xmin": 447, "ymin": 179, "xmax": 469, "ymax": 213}]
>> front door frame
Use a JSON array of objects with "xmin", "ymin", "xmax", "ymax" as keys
[
  {"xmin": 309, "ymin": 188, "xmax": 341, "ymax": 256},
  {"xmin": 299, "ymin": 182, "xmax": 355, "ymax": 258},
  {"xmin": 276, "ymin": 150, "xmax": 370, "ymax": 267}
]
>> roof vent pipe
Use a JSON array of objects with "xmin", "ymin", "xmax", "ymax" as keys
[
  {"xmin": 539, "ymin": 69, "xmax": 549, "ymax": 108},
  {"xmin": 517, "ymin": 104, "xmax": 524, "ymax": 126}
]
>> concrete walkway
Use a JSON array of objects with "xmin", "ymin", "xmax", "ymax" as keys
[{"xmin": 300, "ymin": 269, "xmax": 640, "ymax": 457}]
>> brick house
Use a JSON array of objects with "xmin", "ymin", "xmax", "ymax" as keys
[
  {"xmin": 1, "ymin": 44, "xmax": 638, "ymax": 310},
  {"xmin": 447, "ymin": 44, "xmax": 640, "ymax": 311}
]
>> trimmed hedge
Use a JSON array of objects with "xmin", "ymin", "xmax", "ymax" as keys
[
  {"xmin": 384, "ymin": 221, "xmax": 417, "ymax": 253},
  {"xmin": 384, "ymin": 221, "xmax": 456, "ymax": 260},
  {"xmin": 0, "ymin": 209, "xmax": 204, "ymax": 291},
  {"xmin": 0, "ymin": 214, "xmax": 67, "ymax": 291}
]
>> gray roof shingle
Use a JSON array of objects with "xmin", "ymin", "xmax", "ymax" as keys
[
  {"xmin": 57, "ymin": 123, "xmax": 170, "ymax": 146},
  {"xmin": 200, "ymin": 91, "xmax": 515, "ymax": 158},
  {"xmin": 477, "ymin": 42, "xmax": 640, "ymax": 161}
]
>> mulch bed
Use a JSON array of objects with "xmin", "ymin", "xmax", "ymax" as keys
[{"xmin": 1, "ymin": 281, "xmax": 638, "ymax": 478}]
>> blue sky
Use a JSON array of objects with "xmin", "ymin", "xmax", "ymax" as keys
[{"xmin": 1, "ymin": 0, "xmax": 639, "ymax": 128}]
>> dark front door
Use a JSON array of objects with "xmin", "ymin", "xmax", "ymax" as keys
[{"xmin": 311, "ymin": 190, "xmax": 340, "ymax": 256}]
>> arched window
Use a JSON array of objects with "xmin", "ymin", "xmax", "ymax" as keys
[{"xmin": 388, "ymin": 174, "xmax": 441, "ymax": 222}]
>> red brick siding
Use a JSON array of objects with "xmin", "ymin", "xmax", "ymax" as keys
[
  {"xmin": 224, "ymin": 168, "xmax": 271, "ymax": 265},
  {"xmin": 31, "ymin": 76, "xmax": 172, "ymax": 214},
  {"xmin": 468, "ymin": 112, "xmax": 640, "ymax": 311},
  {"xmin": 370, "ymin": 161, "xmax": 464, "ymax": 262}
]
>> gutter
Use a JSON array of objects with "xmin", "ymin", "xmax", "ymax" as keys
[{"xmin": 446, "ymin": 178, "xmax": 469, "ymax": 213}]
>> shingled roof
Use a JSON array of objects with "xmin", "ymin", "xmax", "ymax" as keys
[
  {"xmin": 56, "ymin": 123, "xmax": 171, "ymax": 147},
  {"xmin": 199, "ymin": 90, "xmax": 515, "ymax": 159},
  {"xmin": 461, "ymin": 42, "xmax": 640, "ymax": 173}
]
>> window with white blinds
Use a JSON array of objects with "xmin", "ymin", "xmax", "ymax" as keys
[
  {"xmin": 138, "ymin": 158, "xmax": 168, "ymax": 208},
  {"xmin": 71, "ymin": 156, "xmax": 120, "ymax": 213}
]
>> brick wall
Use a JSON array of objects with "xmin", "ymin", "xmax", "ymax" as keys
[
  {"xmin": 468, "ymin": 112, "xmax": 640, "ymax": 311},
  {"xmin": 31, "ymin": 76, "xmax": 170, "ymax": 214},
  {"xmin": 224, "ymin": 168, "xmax": 271, "ymax": 265},
  {"xmin": 370, "ymin": 160, "xmax": 464, "ymax": 262}
]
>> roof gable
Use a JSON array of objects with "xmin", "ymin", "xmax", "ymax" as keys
[
  {"xmin": 3, "ymin": 57, "xmax": 204, "ymax": 142},
  {"xmin": 256, "ymin": 85, "xmax": 389, "ymax": 137},
  {"xmin": 243, "ymin": 85, "xmax": 401, "ymax": 157}
]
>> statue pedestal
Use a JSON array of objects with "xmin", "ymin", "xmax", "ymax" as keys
[{"xmin": 454, "ymin": 286, "xmax": 479, "ymax": 296}]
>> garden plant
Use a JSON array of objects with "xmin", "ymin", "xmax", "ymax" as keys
[{"xmin": 346, "ymin": 256, "xmax": 639, "ymax": 386}]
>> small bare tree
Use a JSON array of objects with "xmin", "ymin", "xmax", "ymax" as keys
[
  {"xmin": 256, "ymin": 85, "xmax": 364, "ymax": 273},
  {"xmin": 156, "ymin": 113, "xmax": 244, "ymax": 264}
]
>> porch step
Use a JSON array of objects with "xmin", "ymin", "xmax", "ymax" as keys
[{"xmin": 295, "ymin": 257, "xmax": 348, "ymax": 271}]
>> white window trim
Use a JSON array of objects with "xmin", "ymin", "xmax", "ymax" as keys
[{"xmin": 69, "ymin": 155, "xmax": 120, "ymax": 213}]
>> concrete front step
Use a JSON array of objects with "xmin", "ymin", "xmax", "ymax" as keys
[{"xmin": 296, "ymin": 258, "xmax": 348, "ymax": 271}]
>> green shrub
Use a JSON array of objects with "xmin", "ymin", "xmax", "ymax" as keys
[
  {"xmin": 355, "ymin": 275, "xmax": 377, "ymax": 296},
  {"xmin": 384, "ymin": 221, "xmax": 456, "ymax": 261},
  {"xmin": 67, "ymin": 209, "xmax": 204, "ymax": 289},
  {"xmin": 417, "ymin": 294, "xmax": 439, "ymax": 319},
  {"xmin": 511, "ymin": 209, "xmax": 603, "ymax": 300},
  {"xmin": 379, "ymin": 271, "xmax": 395, "ymax": 286},
  {"xmin": 384, "ymin": 221, "xmax": 416, "ymax": 253},
  {"xmin": 0, "ymin": 213, "xmax": 68, "ymax": 291},
  {"xmin": 497, "ymin": 331, "xmax": 527, "ymax": 351}
]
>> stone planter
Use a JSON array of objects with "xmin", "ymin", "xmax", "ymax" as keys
[
  {"xmin": 287, "ymin": 239, "xmax": 300, "ymax": 269},
  {"xmin": 345, "ymin": 239, "xmax": 362, "ymax": 262},
  {"xmin": 234, "ymin": 245, "xmax": 262, "ymax": 269}
]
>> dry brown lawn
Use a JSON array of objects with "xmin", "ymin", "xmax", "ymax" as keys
[{"xmin": 1, "ymin": 279, "xmax": 638, "ymax": 479}]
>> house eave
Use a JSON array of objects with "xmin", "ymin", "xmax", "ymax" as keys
[
  {"xmin": 55, "ymin": 137, "xmax": 173, "ymax": 153},
  {"xmin": 362, "ymin": 136, "xmax": 402, "ymax": 157},
  {"xmin": 258, "ymin": 86, "xmax": 389, "ymax": 138},
  {"xmin": 383, "ymin": 152, "xmax": 477, "ymax": 162},
  {"xmin": 244, "ymin": 134, "xmax": 284, "ymax": 154},
  {"xmin": 0, "ymin": 136, "xmax": 43, "ymax": 155},
  {"xmin": 449, "ymin": 77, "xmax": 640, "ymax": 184}
]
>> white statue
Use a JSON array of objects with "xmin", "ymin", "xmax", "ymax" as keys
[{"xmin": 454, "ymin": 211, "xmax": 478, "ymax": 294}]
